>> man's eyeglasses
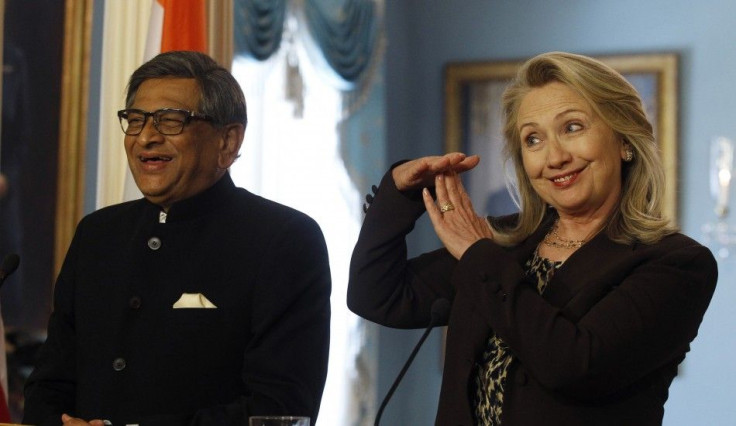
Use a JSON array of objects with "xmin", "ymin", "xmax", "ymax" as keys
[{"xmin": 117, "ymin": 108, "xmax": 214, "ymax": 136}]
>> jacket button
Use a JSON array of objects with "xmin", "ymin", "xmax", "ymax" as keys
[
  {"xmin": 129, "ymin": 296, "xmax": 142, "ymax": 310},
  {"xmin": 147, "ymin": 237, "xmax": 162, "ymax": 250},
  {"xmin": 112, "ymin": 357, "xmax": 126, "ymax": 371}
]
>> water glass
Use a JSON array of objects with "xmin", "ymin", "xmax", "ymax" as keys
[{"xmin": 249, "ymin": 416, "xmax": 310, "ymax": 426}]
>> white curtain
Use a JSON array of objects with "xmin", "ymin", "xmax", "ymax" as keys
[
  {"xmin": 96, "ymin": 0, "xmax": 154, "ymax": 208},
  {"xmin": 230, "ymin": 34, "xmax": 370, "ymax": 426}
]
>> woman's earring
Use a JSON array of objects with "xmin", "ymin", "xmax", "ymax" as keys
[{"xmin": 624, "ymin": 148, "xmax": 634, "ymax": 162}]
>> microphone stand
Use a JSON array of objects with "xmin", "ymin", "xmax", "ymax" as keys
[{"xmin": 374, "ymin": 299, "xmax": 450, "ymax": 426}]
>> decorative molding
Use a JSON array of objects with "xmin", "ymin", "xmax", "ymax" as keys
[
  {"xmin": 55, "ymin": 0, "xmax": 93, "ymax": 275},
  {"xmin": 208, "ymin": 0, "xmax": 234, "ymax": 69}
]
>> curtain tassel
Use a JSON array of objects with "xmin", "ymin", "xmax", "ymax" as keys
[{"xmin": 285, "ymin": 49, "xmax": 304, "ymax": 118}]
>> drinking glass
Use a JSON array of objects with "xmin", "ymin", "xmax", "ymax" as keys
[{"xmin": 249, "ymin": 416, "xmax": 310, "ymax": 426}]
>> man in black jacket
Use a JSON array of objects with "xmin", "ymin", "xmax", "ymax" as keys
[{"xmin": 23, "ymin": 51, "xmax": 331, "ymax": 426}]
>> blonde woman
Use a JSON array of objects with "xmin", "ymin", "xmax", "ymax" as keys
[{"xmin": 348, "ymin": 52, "xmax": 717, "ymax": 425}]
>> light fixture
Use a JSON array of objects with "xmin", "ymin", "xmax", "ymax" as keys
[{"xmin": 702, "ymin": 136, "xmax": 736, "ymax": 259}]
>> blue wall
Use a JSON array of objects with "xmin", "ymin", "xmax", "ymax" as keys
[{"xmin": 381, "ymin": 1, "xmax": 736, "ymax": 424}]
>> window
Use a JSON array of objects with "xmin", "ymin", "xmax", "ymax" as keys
[{"xmin": 231, "ymin": 40, "xmax": 364, "ymax": 425}]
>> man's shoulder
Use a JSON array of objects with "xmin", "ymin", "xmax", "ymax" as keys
[
  {"xmin": 218, "ymin": 189, "xmax": 326, "ymax": 251},
  {"xmin": 229, "ymin": 187, "xmax": 319, "ymax": 228}
]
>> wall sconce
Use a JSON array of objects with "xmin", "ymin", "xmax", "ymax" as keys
[{"xmin": 702, "ymin": 136, "xmax": 736, "ymax": 259}]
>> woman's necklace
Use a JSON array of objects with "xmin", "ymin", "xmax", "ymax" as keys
[{"xmin": 542, "ymin": 220, "xmax": 587, "ymax": 249}]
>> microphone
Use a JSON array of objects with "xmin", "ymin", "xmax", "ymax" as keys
[
  {"xmin": 374, "ymin": 298, "xmax": 451, "ymax": 426},
  {"xmin": 0, "ymin": 253, "xmax": 20, "ymax": 287}
]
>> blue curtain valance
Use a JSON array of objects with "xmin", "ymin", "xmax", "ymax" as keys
[
  {"xmin": 234, "ymin": 0, "xmax": 379, "ymax": 85},
  {"xmin": 234, "ymin": 0, "xmax": 287, "ymax": 61}
]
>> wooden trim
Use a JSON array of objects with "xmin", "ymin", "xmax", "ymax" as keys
[
  {"xmin": 54, "ymin": 0, "xmax": 93, "ymax": 276},
  {"xmin": 207, "ymin": 0, "xmax": 233, "ymax": 69}
]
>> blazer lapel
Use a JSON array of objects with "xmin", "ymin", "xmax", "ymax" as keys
[
  {"xmin": 544, "ymin": 230, "xmax": 634, "ymax": 309},
  {"xmin": 494, "ymin": 212, "xmax": 635, "ymax": 313}
]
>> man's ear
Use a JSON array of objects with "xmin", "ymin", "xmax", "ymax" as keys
[{"xmin": 218, "ymin": 123, "xmax": 245, "ymax": 169}]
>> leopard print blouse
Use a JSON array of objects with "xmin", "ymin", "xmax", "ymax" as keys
[{"xmin": 473, "ymin": 249, "xmax": 562, "ymax": 425}]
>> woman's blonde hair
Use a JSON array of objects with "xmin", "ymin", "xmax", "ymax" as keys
[{"xmin": 492, "ymin": 51, "xmax": 676, "ymax": 246}]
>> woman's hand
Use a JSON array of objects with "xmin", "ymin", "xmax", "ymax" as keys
[
  {"xmin": 423, "ymin": 172, "xmax": 493, "ymax": 259},
  {"xmin": 392, "ymin": 152, "xmax": 480, "ymax": 191}
]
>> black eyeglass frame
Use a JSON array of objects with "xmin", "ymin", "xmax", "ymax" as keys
[{"xmin": 117, "ymin": 108, "xmax": 214, "ymax": 136}]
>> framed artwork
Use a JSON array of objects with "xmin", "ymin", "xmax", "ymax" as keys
[{"xmin": 443, "ymin": 53, "xmax": 679, "ymax": 223}]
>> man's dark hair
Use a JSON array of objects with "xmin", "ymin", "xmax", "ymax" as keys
[{"xmin": 126, "ymin": 50, "xmax": 247, "ymax": 128}]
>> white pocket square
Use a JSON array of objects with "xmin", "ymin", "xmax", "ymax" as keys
[{"xmin": 173, "ymin": 293, "xmax": 218, "ymax": 309}]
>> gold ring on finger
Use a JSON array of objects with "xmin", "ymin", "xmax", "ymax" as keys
[{"xmin": 440, "ymin": 202, "xmax": 455, "ymax": 213}]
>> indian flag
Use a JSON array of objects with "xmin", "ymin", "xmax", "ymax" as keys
[{"xmin": 144, "ymin": 0, "xmax": 207, "ymax": 60}]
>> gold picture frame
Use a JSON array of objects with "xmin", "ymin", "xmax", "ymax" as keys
[{"xmin": 444, "ymin": 53, "xmax": 679, "ymax": 223}]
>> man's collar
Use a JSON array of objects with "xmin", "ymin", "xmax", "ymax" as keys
[{"xmin": 146, "ymin": 173, "xmax": 236, "ymax": 222}]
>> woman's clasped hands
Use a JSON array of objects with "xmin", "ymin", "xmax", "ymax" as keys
[{"xmin": 391, "ymin": 152, "xmax": 493, "ymax": 259}]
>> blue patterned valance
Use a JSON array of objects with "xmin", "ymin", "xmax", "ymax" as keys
[
  {"xmin": 234, "ymin": 0, "xmax": 379, "ymax": 85},
  {"xmin": 234, "ymin": 0, "xmax": 287, "ymax": 61}
]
